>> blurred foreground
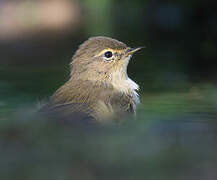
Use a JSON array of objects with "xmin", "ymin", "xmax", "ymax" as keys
[{"xmin": 1, "ymin": 75, "xmax": 217, "ymax": 179}]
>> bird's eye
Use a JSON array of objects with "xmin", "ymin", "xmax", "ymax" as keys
[{"xmin": 104, "ymin": 51, "xmax": 113, "ymax": 59}]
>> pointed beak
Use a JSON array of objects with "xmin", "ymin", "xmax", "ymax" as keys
[{"xmin": 126, "ymin": 46, "xmax": 145, "ymax": 55}]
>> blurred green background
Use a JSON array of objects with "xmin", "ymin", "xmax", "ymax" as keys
[{"xmin": 0, "ymin": 0, "xmax": 217, "ymax": 179}]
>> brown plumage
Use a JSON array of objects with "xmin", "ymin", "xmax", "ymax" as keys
[{"xmin": 41, "ymin": 36, "xmax": 143, "ymax": 124}]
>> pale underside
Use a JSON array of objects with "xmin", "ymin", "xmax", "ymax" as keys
[
  {"xmin": 81, "ymin": 55, "xmax": 140, "ymax": 122},
  {"xmin": 108, "ymin": 55, "xmax": 140, "ymax": 105}
]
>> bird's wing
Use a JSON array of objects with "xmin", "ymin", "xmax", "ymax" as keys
[
  {"xmin": 39, "ymin": 102, "xmax": 94, "ymax": 125},
  {"xmin": 110, "ymin": 92, "xmax": 136, "ymax": 115}
]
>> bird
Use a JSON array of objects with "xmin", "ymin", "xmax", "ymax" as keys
[{"xmin": 40, "ymin": 36, "xmax": 143, "ymax": 124}]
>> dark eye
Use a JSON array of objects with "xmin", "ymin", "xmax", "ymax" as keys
[{"xmin": 104, "ymin": 51, "xmax": 113, "ymax": 58}]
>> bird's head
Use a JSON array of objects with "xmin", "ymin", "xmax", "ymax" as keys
[{"xmin": 70, "ymin": 36, "xmax": 143, "ymax": 83}]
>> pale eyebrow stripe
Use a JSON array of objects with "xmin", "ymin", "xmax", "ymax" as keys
[
  {"xmin": 95, "ymin": 48, "xmax": 114, "ymax": 57},
  {"xmin": 95, "ymin": 48, "xmax": 126, "ymax": 57}
]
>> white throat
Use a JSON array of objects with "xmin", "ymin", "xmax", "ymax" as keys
[{"xmin": 109, "ymin": 56, "xmax": 140, "ymax": 105}]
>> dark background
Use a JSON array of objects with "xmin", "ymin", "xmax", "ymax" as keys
[{"xmin": 0, "ymin": 0, "xmax": 217, "ymax": 179}]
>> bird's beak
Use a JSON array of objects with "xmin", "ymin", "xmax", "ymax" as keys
[{"xmin": 126, "ymin": 46, "xmax": 145, "ymax": 55}]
